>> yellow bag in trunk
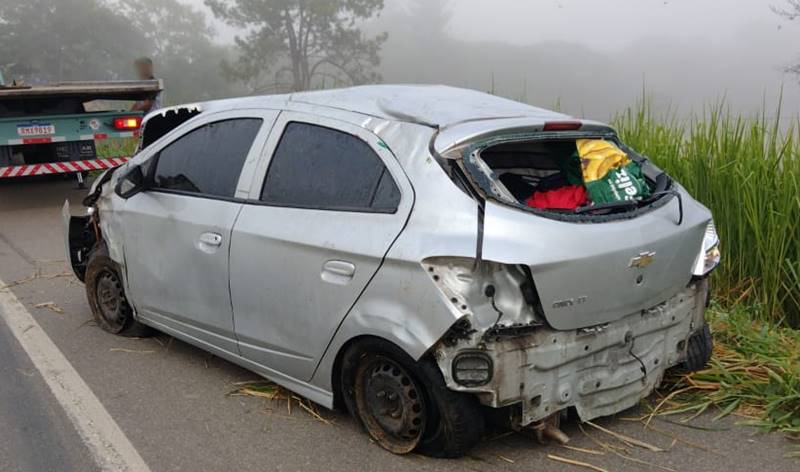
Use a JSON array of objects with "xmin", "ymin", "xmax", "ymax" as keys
[{"xmin": 576, "ymin": 139, "xmax": 630, "ymax": 182}]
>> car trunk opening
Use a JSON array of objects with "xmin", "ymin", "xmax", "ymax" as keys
[
  {"xmin": 459, "ymin": 134, "xmax": 673, "ymax": 222},
  {"xmin": 442, "ymin": 130, "xmax": 708, "ymax": 331}
]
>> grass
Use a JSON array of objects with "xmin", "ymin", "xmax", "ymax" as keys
[
  {"xmin": 613, "ymin": 99, "xmax": 800, "ymax": 327},
  {"xmin": 653, "ymin": 305, "xmax": 800, "ymax": 455},
  {"xmin": 95, "ymin": 137, "xmax": 138, "ymax": 159}
]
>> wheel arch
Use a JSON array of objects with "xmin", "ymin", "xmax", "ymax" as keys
[{"xmin": 330, "ymin": 335, "xmax": 414, "ymax": 412}]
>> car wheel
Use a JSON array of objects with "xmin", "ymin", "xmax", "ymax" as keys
[
  {"xmin": 85, "ymin": 245, "xmax": 152, "ymax": 337},
  {"xmin": 681, "ymin": 323, "xmax": 713, "ymax": 372},
  {"xmin": 342, "ymin": 339, "xmax": 484, "ymax": 458}
]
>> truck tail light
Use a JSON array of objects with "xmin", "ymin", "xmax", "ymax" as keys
[{"xmin": 113, "ymin": 117, "xmax": 142, "ymax": 130}]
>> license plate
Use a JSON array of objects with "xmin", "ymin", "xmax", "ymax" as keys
[{"xmin": 17, "ymin": 124, "xmax": 56, "ymax": 136}]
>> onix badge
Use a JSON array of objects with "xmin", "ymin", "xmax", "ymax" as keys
[{"xmin": 629, "ymin": 251, "xmax": 656, "ymax": 269}]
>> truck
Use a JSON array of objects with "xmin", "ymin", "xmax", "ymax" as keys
[{"xmin": 0, "ymin": 79, "xmax": 162, "ymax": 187}]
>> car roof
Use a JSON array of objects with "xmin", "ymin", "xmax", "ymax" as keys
[{"xmin": 198, "ymin": 84, "xmax": 571, "ymax": 129}]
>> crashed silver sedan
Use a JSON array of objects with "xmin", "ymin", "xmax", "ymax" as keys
[{"xmin": 64, "ymin": 85, "xmax": 719, "ymax": 457}]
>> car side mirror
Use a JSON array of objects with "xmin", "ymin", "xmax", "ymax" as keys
[{"xmin": 114, "ymin": 165, "xmax": 147, "ymax": 199}]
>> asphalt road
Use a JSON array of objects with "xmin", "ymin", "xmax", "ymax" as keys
[{"xmin": 0, "ymin": 176, "xmax": 797, "ymax": 472}]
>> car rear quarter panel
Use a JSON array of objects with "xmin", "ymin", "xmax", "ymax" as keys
[{"xmin": 310, "ymin": 122, "xmax": 483, "ymax": 392}]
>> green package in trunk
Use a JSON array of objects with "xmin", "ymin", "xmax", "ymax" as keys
[{"xmin": 584, "ymin": 161, "xmax": 651, "ymax": 204}]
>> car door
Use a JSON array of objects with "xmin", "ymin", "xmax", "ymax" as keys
[
  {"xmin": 121, "ymin": 110, "xmax": 277, "ymax": 354},
  {"xmin": 229, "ymin": 112, "xmax": 413, "ymax": 381}
]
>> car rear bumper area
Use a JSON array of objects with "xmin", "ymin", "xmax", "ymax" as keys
[{"xmin": 434, "ymin": 281, "xmax": 709, "ymax": 427}]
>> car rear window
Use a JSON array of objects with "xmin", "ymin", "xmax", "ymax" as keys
[
  {"xmin": 260, "ymin": 122, "xmax": 400, "ymax": 212},
  {"xmin": 152, "ymin": 118, "xmax": 262, "ymax": 198}
]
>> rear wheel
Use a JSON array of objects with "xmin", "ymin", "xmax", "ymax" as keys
[
  {"xmin": 85, "ymin": 245, "xmax": 152, "ymax": 337},
  {"xmin": 342, "ymin": 339, "xmax": 484, "ymax": 457},
  {"xmin": 682, "ymin": 323, "xmax": 713, "ymax": 372}
]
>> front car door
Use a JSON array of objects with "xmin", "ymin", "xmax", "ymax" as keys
[
  {"xmin": 121, "ymin": 110, "xmax": 277, "ymax": 354},
  {"xmin": 229, "ymin": 112, "xmax": 413, "ymax": 381}
]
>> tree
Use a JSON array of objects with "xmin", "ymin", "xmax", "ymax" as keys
[
  {"xmin": 205, "ymin": 0, "xmax": 387, "ymax": 92},
  {"xmin": 773, "ymin": 0, "xmax": 800, "ymax": 76},
  {"xmin": 0, "ymin": 0, "xmax": 143, "ymax": 82},
  {"xmin": 111, "ymin": 0, "xmax": 243, "ymax": 103}
]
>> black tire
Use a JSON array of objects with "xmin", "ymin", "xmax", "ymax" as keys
[
  {"xmin": 682, "ymin": 323, "xmax": 713, "ymax": 372},
  {"xmin": 84, "ymin": 245, "xmax": 152, "ymax": 337},
  {"xmin": 341, "ymin": 338, "xmax": 484, "ymax": 458}
]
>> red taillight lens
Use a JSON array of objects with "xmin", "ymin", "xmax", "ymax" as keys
[
  {"xmin": 543, "ymin": 121, "xmax": 583, "ymax": 131},
  {"xmin": 113, "ymin": 116, "xmax": 142, "ymax": 130}
]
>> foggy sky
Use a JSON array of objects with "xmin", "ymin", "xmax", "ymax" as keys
[
  {"xmin": 188, "ymin": 0, "xmax": 800, "ymax": 119},
  {"xmin": 446, "ymin": 0, "xmax": 785, "ymax": 51}
]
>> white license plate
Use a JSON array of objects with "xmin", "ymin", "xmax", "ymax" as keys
[{"xmin": 17, "ymin": 124, "xmax": 56, "ymax": 136}]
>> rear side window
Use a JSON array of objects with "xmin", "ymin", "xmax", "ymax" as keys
[
  {"xmin": 260, "ymin": 122, "xmax": 400, "ymax": 212},
  {"xmin": 153, "ymin": 118, "xmax": 262, "ymax": 198}
]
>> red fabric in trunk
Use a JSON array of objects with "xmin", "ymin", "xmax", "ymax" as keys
[{"xmin": 526, "ymin": 185, "xmax": 588, "ymax": 210}]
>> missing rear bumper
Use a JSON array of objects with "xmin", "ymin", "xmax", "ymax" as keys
[{"xmin": 434, "ymin": 282, "xmax": 708, "ymax": 427}]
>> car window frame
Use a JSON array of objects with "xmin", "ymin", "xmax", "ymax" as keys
[
  {"xmin": 136, "ymin": 109, "xmax": 278, "ymax": 203},
  {"xmin": 247, "ymin": 111, "xmax": 407, "ymax": 215}
]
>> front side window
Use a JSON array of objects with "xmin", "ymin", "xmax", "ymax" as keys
[
  {"xmin": 153, "ymin": 118, "xmax": 262, "ymax": 198},
  {"xmin": 260, "ymin": 122, "xmax": 400, "ymax": 212}
]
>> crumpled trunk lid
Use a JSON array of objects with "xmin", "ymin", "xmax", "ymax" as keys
[{"xmin": 480, "ymin": 198, "xmax": 710, "ymax": 330}]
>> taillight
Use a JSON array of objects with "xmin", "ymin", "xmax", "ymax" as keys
[
  {"xmin": 543, "ymin": 121, "xmax": 582, "ymax": 131},
  {"xmin": 113, "ymin": 116, "xmax": 142, "ymax": 130}
]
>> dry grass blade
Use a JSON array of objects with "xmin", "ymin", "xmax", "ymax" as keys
[
  {"xmin": 33, "ymin": 301, "xmax": 64, "ymax": 314},
  {"xmin": 109, "ymin": 347, "xmax": 155, "ymax": 354},
  {"xmin": 496, "ymin": 454, "xmax": 514, "ymax": 463},
  {"xmin": 547, "ymin": 454, "xmax": 609, "ymax": 472},
  {"xmin": 578, "ymin": 425, "xmax": 676, "ymax": 472},
  {"xmin": 562, "ymin": 445, "xmax": 605, "ymax": 456},
  {"xmin": 586, "ymin": 421, "xmax": 665, "ymax": 452},
  {"xmin": 232, "ymin": 381, "xmax": 331, "ymax": 425},
  {"xmin": 643, "ymin": 422, "xmax": 721, "ymax": 455},
  {"xmin": 0, "ymin": 271, "xmax": 73, "ymax": 290},
  {"xmin": 294, "ymin": 395, "xmax": 332, "ymax": 425}
]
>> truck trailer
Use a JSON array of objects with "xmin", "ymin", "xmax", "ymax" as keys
[{"xmin": 0, "ymin": 80, "xmax": 162, "ymax": 186}]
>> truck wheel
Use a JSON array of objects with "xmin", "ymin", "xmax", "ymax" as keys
[
  {"xmin": 84, "ymin": 245, "xmax": 152, "ymax": 337},
  {"xmin": 341, "ymin": 339, "xmax": 484, "ymax": 458}
]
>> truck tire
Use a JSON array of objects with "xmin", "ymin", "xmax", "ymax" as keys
[
  {"xmin": 84, "ymin": 245, "xmax": 152, "ymax": 337},
  {"xmin": 341, "ymin": 338, "xmax": 484, "ymax": 458}
]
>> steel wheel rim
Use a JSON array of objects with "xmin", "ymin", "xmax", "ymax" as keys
[
  {"xmin": 95, "ymin": 269, "xmax": 126, "ymax": 332},
  {"xmin": 355, "ymin": 355, "xmax": 425, "ymax": 454}
]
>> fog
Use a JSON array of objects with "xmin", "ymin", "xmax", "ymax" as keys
[
  {"xmin": 183, "ymin": 0, "xmax": 800, "ymax": 120},
  {"xmin": 377, "ymin": 0, "xmax": 800, "ymax": 120},
  {"xmin": 4, "ymin": 0, "xmax": 799, "ymax": 121}
]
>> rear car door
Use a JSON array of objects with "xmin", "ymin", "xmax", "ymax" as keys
[
  {"xmin": 121, "ymin": 110, "xmax": 276, "ymax": 354},
  {"xmin": 229, "ymin": 113, "xmax": 413, "ymax": 380}
]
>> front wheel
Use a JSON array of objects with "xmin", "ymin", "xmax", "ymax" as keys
[
  {"xmin": 84, "ymin": 245, "xmax": 152, "ymax": 337},
  {"xmin": 342, "ymin": 339, "xmax": 484, "ymax": 457}
]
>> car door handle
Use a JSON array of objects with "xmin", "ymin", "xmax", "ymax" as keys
[
  {"xmin": 321, "ymin": 260, "xmax": 356, "ymax": 285},
  {"xmin": 198, "ymin": 232, "xmax": 223, "ymax": 248}
]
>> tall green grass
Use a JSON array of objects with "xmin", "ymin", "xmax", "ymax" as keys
[
  {"xmin": 614, "ymin": 99, "xmax": 800, "ymax": 327},
  {"xmin": 95, "ymin": 137, "xmax": 138, "ymax": 159}
]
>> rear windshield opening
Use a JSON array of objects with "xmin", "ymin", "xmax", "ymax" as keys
[{"xmin": 468, "ymin": 137, "xmax": 669, "ymax": 219}]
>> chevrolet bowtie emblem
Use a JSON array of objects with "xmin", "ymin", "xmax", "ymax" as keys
[{"xmin": 629, "ymin": 251, "xmax": 656, "ymax": 269}]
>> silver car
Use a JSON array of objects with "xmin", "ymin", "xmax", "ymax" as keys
[{"xmin": 64, "ymin": 85, "xmax": 719, "ymax": 457}]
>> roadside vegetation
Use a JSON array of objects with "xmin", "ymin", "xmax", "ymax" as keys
[
  {"xmin": 95, "ymin": 137, "xmax": 138, "ymax": 159},
  {"xmin": 614, "ymin": 100, "xmax": 800, "ymax": 450},
  {"xmin": 653, "ymin": 306, "xmax": 799, "ymax": 453},
  {"xmin": 615, "ymin": 99, "xmax": 800, "ymax": 328}
]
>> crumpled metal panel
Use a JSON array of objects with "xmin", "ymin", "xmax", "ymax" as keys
[{"xmin": 436, "ymin": 283, "xmax": 707, "ymax": 426}]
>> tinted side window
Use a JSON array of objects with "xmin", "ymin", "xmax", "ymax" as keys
[
  {"xmin": 260, "ymin": 122, "xmax": 400, "ymax": 212},
  {"xmin": 153, "ymin": 118, "xmax": 262, "ymax": 198}
]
